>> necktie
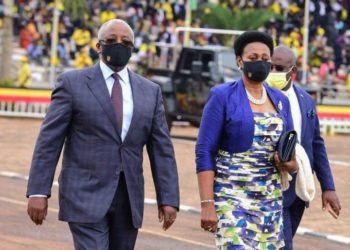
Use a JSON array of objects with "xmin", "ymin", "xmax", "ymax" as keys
[{"xmin": 111, "ymin": 73, "xmax": 123, "ymax": 135}]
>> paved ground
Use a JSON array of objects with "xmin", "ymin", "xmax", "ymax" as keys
[
  {"xmin": 0, "ymin": 117, "xmax": 350, "ymax": 249},
  {"xmin": 1, "ymin": 176, "xmax": 349, "ymax": 250}
]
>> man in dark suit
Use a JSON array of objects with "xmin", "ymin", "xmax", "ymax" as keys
[
  {"xmin": 268, "ymin": 45, "xmax": 341, "ymax": 250},
  {"xmin": 171, "ymin": 1, "xmax": 186, "ymax": 22},
  {"xmin": 26, "ymin": 19, "xmax": 180, "ymax": 250}
]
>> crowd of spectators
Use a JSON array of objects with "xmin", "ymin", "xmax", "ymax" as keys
[
  {"xmin": 0, "ymin": 0, "xmax": 349, "ymax": 89},
  {"xmin": 0, "ymin": 0, "xmax": 194, "ymax": 70},
  {"xmin": 260, "ymin": 0, "xmax": 350, "ymax": 89}
]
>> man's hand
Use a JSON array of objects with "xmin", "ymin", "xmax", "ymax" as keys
[
  {"xmin": 158, "ymin": 205, "xmax": 177, "ymax": 231},
  {"xmin": 274, "ymin": 151, "xmax": 298, "ymax": 173},
  {"xmin": 322, "ymin": 190, "xmax": 341, "ymax": 219},
  {"xmin": 27, "ymin": 197, "xmax": 48, "ymax": 225}
]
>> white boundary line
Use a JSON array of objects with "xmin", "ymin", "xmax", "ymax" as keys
[
  {"xmin": 139, "ymin": 229, "xmax": 214, "ymax": 248},
  {"xmin": 329, "ymin": 160, "xmax": 350, "ymax": 167},
  {"xmin": 1, "ymin": 170, "xmax": 349, "ymax": 246},
  {"xmin": 171, "ymin": 138, "xmax": 196, "ymax": 145}
]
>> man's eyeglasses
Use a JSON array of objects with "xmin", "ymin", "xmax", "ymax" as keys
[
  {"xmin": 99, "ymin": 39, "xmax": 134, "ymax": 48},
  {"xmin": 271, "ymin": 64, "xmax": 293, "ymax": 72}
]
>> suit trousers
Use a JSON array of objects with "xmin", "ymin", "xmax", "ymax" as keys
[
  {"xmin": 283, "ymin": 197, "xmax": 306, "ymax": 250},
  {"xmin": 68, "ymin": 173, "xmax": 138, "ymax": 250}
]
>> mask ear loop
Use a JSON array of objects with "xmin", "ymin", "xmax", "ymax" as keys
[{"xmin": 286, "ymin": 66, "xmax": 294, "ymax": 83}]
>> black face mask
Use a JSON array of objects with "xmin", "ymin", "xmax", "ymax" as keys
[
  {"xmin": 242, "ymin": 61, "xmax": 271, "ymax": 82},
  {"xmin": 101, "ymin": 43, "xmax": 132, "ymax": 68}
]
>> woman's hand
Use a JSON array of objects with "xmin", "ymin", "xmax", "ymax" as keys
[
  {"xmin": 200, "ymin": 201, "xmax": 218, "ymax": 233},
  {"xmin": 274, "ymin": 151, "xmax": 298, "ymax": 173}
]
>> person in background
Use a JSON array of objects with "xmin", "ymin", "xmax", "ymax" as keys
[
  {"xmin": 100, "ymin": 6, "xmax": 118, "ymax": 24},
  {"xmin": 266, "ymin": 45, "xmax": 341, "ymax": 250},
  {"xmin": 0, "ymin": 0, "xmax": 4, "ymax": 28},
  {"xmin": 27, "ymin": 39, "xmax": 44, "ymax": 65},
  {"xmin": 196, "ymin": 31, "xmax": 297, "ymax": 249},
  {"xmin": 72, "ymin": 25, "xmax": 91, "ymax": 51},
  {"xmin": 346, "ymin": 65, "xmax": 350, "ymax": 90},
  {"xmin": 26, "ymin": 19, "xmax": 179, "ymax": 250},
  {"xmin": 74, "ymin": 46, "xmax": 93, "ymax": 68},
  {"xmin": 57, "ymin": 39, "xmax": 70, "ymax": 66},
  {"xmin": 18, "ymin": 55, "xmax": 31, "ymax": 88},
  {"xmin": 19, "ymin": 22, "xmax": 35, "ymax": 49}
]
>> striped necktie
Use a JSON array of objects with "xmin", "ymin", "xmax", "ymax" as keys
[{"xmin": 111, "ymin": 73, "xmax": 123, "ymax": 135}]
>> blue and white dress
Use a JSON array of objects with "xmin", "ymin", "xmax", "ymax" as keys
[{"xmin": 214, "ymin": 112, "xmax": 284, "ymax": 250}]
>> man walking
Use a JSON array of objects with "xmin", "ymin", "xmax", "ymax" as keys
[
  {"xmin": 267, "ymin": 45, "xmax": 341, "ymax": 250},
  {"xmin": 27, "ymin": 19, "xmax": 179, "ymax": 250}
]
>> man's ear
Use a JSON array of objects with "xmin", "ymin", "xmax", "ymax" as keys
[
  {"xmin": 290, "ymin": 65, "xmax": 297, "ymax": 77},
  {"xmin": 96, "ymin": 42, "xmax": 102, "ymax": 54}
]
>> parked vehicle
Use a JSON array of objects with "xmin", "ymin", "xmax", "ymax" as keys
[
  {"xmin": 143, "ymin": 27, "xmax": 244, "ymax": 129},
  {"xmin": 146, "ymin": 45, "xmax": 241, "ymax": 129}
]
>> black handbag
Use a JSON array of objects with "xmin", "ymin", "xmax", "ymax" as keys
[{"xmin": 277, "ymin": 130, "xmax": 297, "ymax": 162}]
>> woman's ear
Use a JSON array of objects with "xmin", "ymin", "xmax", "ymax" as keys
[{"xmin": 236, "ymin": 56, "xmax": 243, "ymax": 70}]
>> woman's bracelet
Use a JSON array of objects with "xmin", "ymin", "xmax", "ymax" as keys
[{"xmin": 201, "ymin": 199, "xmax": 215, "ymax": 204}]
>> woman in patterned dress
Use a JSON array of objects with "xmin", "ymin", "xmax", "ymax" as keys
[{"xmin": 196, "ymin": 31, "xmax": 298, "ymax": 250}]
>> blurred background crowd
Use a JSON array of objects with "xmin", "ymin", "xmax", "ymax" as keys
[{"xmin": 0, "ymin": 0, "xmax": 350, "ymax": 90}]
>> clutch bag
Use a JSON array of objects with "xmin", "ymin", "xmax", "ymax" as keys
[{"xmin": 277, "ymin": 130, "xmax": 297, "ymax": 162}]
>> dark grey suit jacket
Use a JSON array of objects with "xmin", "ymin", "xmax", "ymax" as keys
[{"xmin": 27, "ymin": 63, "xmax": 179, "ymax": 228}]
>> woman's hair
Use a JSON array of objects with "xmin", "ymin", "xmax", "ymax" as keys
[{"xmin": 233, "ymin": 31, "xmax": 274, "ymax": 57}]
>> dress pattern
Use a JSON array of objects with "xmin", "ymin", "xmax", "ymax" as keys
[{"xmin": 214, "ymin": 112, "xmax": 284, "ymax": 250}]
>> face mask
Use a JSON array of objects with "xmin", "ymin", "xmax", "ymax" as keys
[
  {"xmin": 242, "ymin": 61, "xmax": 271, "ymax": 82},
  {"xmin": 101, "ymin": 43, "xmax": 132, "ymax": 68},
  {"xmin": 265, "ymin": 68, "xmax": 292, "ymax": 90}
]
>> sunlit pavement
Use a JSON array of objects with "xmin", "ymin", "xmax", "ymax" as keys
[{"xmin": 0, "ymin": 117, "xmax": 349, "ymax": 249}]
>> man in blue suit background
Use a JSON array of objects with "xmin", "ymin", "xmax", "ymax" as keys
[
  {"xmin": 268, "ymin": 45, "xmax": 341, "ymax": 250},
  {"xmin": 26, "ymin": 19, "xmax": 179, "ymax": 250}
]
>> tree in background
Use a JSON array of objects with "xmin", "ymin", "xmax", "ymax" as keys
[
  {"xmin": 62, "ymin": 0, "xmax": 87, "ymax": 23},
  {"xmin": 193, "ymin": 3, "xmax": 282, "ymax": 45}
]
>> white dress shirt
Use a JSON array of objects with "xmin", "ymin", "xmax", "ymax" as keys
[
  {"xmin": 29, "ymin": 62, "xmax": 134, "ymax": 198},
  {"xmin": 99, "ymin": 60, "xmax": 134, "ymax": 141},
  {"xmin": 286, "ymin": 86, "xmax": 302, "ymax": 142}
]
